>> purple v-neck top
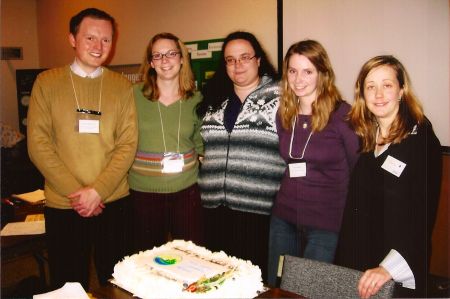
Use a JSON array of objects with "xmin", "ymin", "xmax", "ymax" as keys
[{"xmin": 272, "ymin": 102, "xmax": 359, "ymax": 232}]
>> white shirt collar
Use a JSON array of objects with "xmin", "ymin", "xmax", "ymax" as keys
[{"xmin": 70, "ymin": 61, "xmax": 103, "ymax": 78}]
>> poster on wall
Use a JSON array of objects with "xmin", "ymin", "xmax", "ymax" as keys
[
  {"xmin": 15, "ymin": 65, "xmax": 141, "ymax": 135},
  {"xmin": 185, "ymin": 38, "xmax": 224, "ymax": 91},
  {"xmin": 107, "ymin": 64, "xmax": 142, "ymax": 84}
]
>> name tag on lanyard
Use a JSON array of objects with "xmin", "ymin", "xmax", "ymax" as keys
[
  {"xmin": 289, "ymin": 160, "xmax": 306, "ymax": 177},
  {"xmin": 76, "ymin": 110, "xmax": 100, "ymax": 134},
  {"xmin": 288, "ymin": 118, "xmax": 312, "ymax": 178},
  {"xmin": 162, "ymin": 153, "xmax": 184, "ymax": 173},
  {"xmin": 79, "ymin": 119, "xmax": 100, "ymax": 133}
]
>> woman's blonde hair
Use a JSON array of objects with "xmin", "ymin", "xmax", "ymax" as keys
[
  {"xmin": 349, "ymin": 55, "xmax": 424, "ymax": 152},
  {"xmin": 279, "ymin": 40, "xmax": 343, "ymax": 132},
  {"xmin": 140, "ymin": 32, "xmax": 195, "ymax": 101}
]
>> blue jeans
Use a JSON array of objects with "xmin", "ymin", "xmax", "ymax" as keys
[{"xmin": 267, "ymin": 215, "xmax": 338, "ymax": 286}]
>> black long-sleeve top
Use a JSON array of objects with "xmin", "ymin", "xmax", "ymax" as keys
[{"xmin": 337, "ymin": 119, "xmax": 442, "ymax": 298}]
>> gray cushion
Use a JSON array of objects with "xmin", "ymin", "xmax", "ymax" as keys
[{"xmin": 280, "ymin": 255, "xmax": 395, "ymax": 299}]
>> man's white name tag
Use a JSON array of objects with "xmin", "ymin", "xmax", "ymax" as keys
[
  {"xmin": 289, "ymin": 162, "xmax": 306, "ymax": 177},
  {"xmin": 381, "ymin": 155, "xmax": 406, "ymax": 177},
  {"xmin": 79, "ymin": 119, "xmax": 99, "ymax": 134}
]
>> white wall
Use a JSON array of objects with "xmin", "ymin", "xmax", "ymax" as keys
[
  {"xmin": 1, "ymin": 0, "xmax": 40, "ymax": 130},
  {"xmin": 284, "ymin": 0, "xmax": 449, "ymax": 146}
]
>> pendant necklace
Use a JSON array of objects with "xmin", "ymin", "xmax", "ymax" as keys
[
  {"xmin": 300, "ymin": 112, "xmax": 308, "ymax": 129},
  {"xmin": 297, "ymin": 98, "xmax": 309, "ymax": 129}
]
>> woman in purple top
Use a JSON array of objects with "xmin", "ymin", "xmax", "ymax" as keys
[{"xmin": 267, "ymin": 40, "xmax": 359, "ymax": 286}]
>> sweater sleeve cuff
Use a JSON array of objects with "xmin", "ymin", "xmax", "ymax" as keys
[
  {"xmin": 92, "ymin": 181, "xmax": 110, "ymax": 202},
  {"xmin": 380, "ymin": 249, "xmax": 415, "ymax": 289}
]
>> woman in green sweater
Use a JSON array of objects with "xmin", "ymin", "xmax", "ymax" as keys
[{"xmin": 129, "ymin": 32, "xmax": 204, "ymax": 251}]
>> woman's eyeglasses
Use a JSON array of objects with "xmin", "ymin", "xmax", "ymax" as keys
[
  {"xmin": 225, "ymin": 54, "xmax": 256, "ymax": 66},
  {"xmin": 151, "ymin": 50, "xmax": 180, "ymax": 61}
]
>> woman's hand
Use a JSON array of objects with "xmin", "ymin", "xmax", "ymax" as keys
[{"xmin": 358, "ymin": 266, "xmax": 392, "ymax": 298}]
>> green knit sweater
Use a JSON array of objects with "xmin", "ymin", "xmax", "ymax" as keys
[{"xmin": 128, "ymin": 83, "xmax": 203, "ymax": 193}]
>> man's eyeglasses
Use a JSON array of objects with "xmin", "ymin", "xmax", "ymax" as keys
[
  {"xmin": 151, "ymin": 50, "xmax": 180, "ymax": 61},
  {"xmin": 225, "ymin": 54, "xmax": 256, "ymax": 66}
]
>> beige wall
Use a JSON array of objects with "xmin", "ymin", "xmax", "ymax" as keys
[
  {"xmin": 36, "ymin": 0, "xmax": 278, "ymax": 68},
  {"xmin": 1, "ymin": 0, "xmax": 277, "ymax": 131},
  {"xmin": 1, "ymin": 0, "xmax": 40, "ymax": 130},
  {"xmin": 284, "ymin": 0, "xmax": 450, "ymax": 146}
]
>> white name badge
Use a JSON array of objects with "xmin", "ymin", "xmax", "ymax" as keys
[
  {"xmin": 79, "ymin": 119, "xmax": 100, "ymax": 134},
  {"xmin": 289, "ymin": 162, "xmax": 306, "ymax": 177},
  {"xmin": 162, "ymin": 153, "xmax": 184, "ymax": 173},
  {"xmin": 381, "ymin": 155, "xmax": 406, "ymax": 177}
]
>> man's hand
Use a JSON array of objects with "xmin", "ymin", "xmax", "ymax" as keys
[{"xmin": 69, "ymin": 187, "xmax": 105, "ymax": 217}]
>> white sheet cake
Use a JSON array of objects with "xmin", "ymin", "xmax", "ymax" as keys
[{"xmin": 112, "ymin": 240, "xmax": 264, "ymax": 298}]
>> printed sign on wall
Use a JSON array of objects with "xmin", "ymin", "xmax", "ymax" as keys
[{"xmin": 185, "ymin": 38, "xmax": 224, "ymax": 91}]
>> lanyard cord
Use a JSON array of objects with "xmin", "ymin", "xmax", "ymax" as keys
[
  {"xmin": 289, "ymin": 115, "xmax": 312, "ymax": 160},
  {"xmin": 69, "ymin": 68, "xmax": 103, "ymax": 112},
  {"xmin": 157, "ymin": 100, "xmax": 181, "ymax": 153}
]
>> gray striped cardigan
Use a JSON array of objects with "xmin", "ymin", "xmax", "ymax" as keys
[{"xmin": 199, "ymin": 76, "xmax": 286, "ymax": 215}]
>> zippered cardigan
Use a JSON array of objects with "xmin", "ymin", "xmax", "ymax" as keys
[{"xmin": 199, "ymin": 76, "xmax": 286, "ymax": 215}]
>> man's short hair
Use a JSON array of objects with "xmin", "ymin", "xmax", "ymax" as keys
[{"xmin": 69, "ymin": 8, "xmax": 116, "ymax": 36}]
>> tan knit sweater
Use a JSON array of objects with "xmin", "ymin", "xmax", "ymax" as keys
[{"xmin": 27, "ymin": 65, "xmax": 138, "ymax": 208}]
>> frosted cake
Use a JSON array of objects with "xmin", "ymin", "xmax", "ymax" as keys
[{"xmin": 112, "ymin": 240, "xmax": 264, "ymax": 298}]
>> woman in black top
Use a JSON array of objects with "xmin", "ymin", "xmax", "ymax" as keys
[{"xmin": 338, "ymin": 55, "xmax": 442, "ymax": 298}]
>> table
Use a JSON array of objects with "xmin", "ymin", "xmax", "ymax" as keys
[
  {"xmin": 90, "ymin": 283, "xmax": 132, "ymax": 299},
  {"xmin": 256, "ymin": 288, "xmax": 305, "ymax": 298},
  {"xmin": 91, "ymin": 283, "xmax": 304, "ymax": 299},
  {"xmin": 1, "ymin": 198, "xmax": 46, "ymax": 258},
  {"xmin": 1, "ymin": 197, "xmax": 45, "ymax": 227},
  {"xmin": 1, "ymin": 199, "xmax": 47, "ymax": 288}
]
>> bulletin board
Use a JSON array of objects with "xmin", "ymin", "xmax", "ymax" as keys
[{"xmin": 185, "ymin": 38, "xmax": 224, "ymax": 91}]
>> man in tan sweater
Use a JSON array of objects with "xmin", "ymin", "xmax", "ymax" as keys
[{"xmin": 27, "ymin": 8, "xmax": 137, "ymax": 290}]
